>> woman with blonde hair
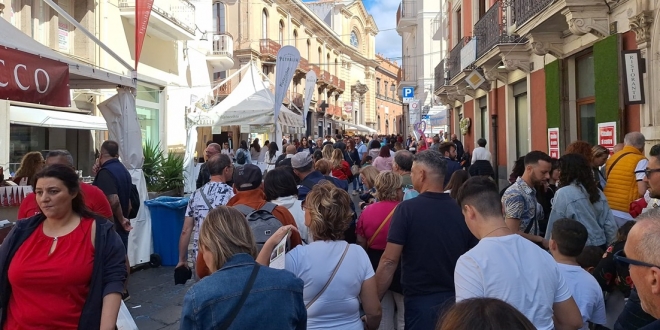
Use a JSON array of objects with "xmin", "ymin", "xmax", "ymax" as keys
[
  {"xmin": 13, "ymin": 151, "xmax": 44, "ymax": 186},
  {"xmin": 315, "ymin": 159, "xmax": 332, "ymax": 176},
  {"xmin": 322, "ymin": 144, "xmax": 334, "ymax": 160},
  {"xmin": 358, "ymin": 166, "xmax": 380, "ymax": 210},
  {"xmin": 356, "ymin": 172, "xmax": 404, "ymax": 330},
  {"xmin": 181, "ymin": 206, "xmax": 306, "ymax": 329},
  {"xmin": 258, "ymin": 182, "xmax": 381, "ymax": 330},
  {"xmin": 331, "ymin": 149, "xmax": 351, "ymax": 181}
]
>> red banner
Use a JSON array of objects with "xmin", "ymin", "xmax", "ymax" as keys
[
  {"xmin": 135, "ymin": 0, "xmax": 154, "ymax": 70},
  {"xmin": 0, "ymin": 48, "xmax": 70, "ymax": 107}
]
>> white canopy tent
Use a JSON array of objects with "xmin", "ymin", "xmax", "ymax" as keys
[
  {"xmin": 335, "ymin": 120, "xmax": 378, "ymax": 134},
  {"xmin": 184, "ymin": 61, "xmax": 304, "ymax": 193}
]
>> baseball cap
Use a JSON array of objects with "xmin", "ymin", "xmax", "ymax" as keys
[
  {"xmin": 291, "ymin": 151, "xmax": 313, "ymax": 169},
  {"xmin": 233, "ymin": 164, "xmax": 263, "ymax": 191}
]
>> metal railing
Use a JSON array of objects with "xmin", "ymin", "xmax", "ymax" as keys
[
  {"xmin": 400, "ymin": 1, "xmax": 416, "ymax": 19},
  {"xmin": 401, "ymin": 60, "xmax": 416, "ymax": 82},
  {"xmin": 474, "ymin": 2, "xmax": 503, "ymax": 59},
  {"xmin": 119, "ymin": 0, "xmax": 196, "ymax": 34},
  {"xmin": 259, "ymin": 39, "xmax": 281, "ymax": 58},
  {"xmin": 448, "ymin": 37, "xmax": 470, "ymax": 79},
  {"xmin": 434, "ymin": 59, "xmax": 447, "ymax": 90},
  {"xmin": 513, "ymin": 0, "xmax": 555, "ymax": 28},
  {"xmin": 212, "ymin": 33, "xmax": 233, "ymax": 57}
]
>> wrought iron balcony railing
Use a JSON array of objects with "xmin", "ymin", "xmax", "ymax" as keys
[
  {"xmin": 434, "ymin": 59, "xmax": 447, "ymax": 91},
  {"xmin": 513, "ymin": 0, "xmax": 556, "ymax": 28},
  {"xmin": 448, "ymin": 37, "xmax": 470, "ymax": 79}
]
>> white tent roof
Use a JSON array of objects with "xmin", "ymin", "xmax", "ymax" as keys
[
  {"xmin": 0, "ymin": 18, "xmax": 135, "ymax": 89},
  {"xmin": 335, "ymin": 120, "xmax": 377, "ymax": 134},
  {"xmin": 187, "ymin": 62, "xmax": 303, "ymax": 128}
]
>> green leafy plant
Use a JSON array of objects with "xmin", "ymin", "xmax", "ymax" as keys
[
  {"xmin": 143, "ymin": 140, "xmax": 164, "ymax": 192},
  {"xmin": 156, "ymin": 152, "xmax": 185, "ymax": 195}
]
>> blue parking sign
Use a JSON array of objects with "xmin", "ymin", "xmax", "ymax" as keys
[{"xmin": 402, "ymin": 87, "xmax": 414, "ymax": 98}]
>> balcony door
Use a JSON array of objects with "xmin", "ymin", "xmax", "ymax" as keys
[
  {"xmin": 212, "ymin": 2, "xmax": 226, "ymax": 34},
  {"xmin": 262, "ymin": 9, "xmax": 268, "ymax": 39}
]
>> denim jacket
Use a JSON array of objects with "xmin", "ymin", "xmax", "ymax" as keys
[
  {"xmin": 180, "ymin": 254, "xmax": 306, "ymax": 330},
  {"xmin": 545, "ymin": 182, "xmax": 617, "ymax": 247}
]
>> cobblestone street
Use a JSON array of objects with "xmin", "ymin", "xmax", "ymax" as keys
[
  {"xmin": 125, "ymin": 192, "xmax": 363, "ymax": 329},
  {"xmin": 126, "ymin": 266, "xmax": 192, "ymax": 330}
]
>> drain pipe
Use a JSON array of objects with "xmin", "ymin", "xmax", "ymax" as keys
[{"xmin": 489, "ymin": 80, "xmax": 499, "ymax": 189}]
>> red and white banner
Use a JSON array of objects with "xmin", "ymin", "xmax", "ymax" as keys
[
  {"xmin": 0, "ymin": 48, "xmax": 70, "ymax": 107},
  {"xmin": 548, "ymin": 128, "xmax": 560, "ymax": 159},
  {"xmin": 135, "ymin": 0, "xmax": 155, "ymax": 70},
  {"xmin": 344, "ymin": 102, "xmax": 353, "ymax": 113},
  {"xmin": 598, "ymin": 122, "xmax": 617, "ymax": 154}
]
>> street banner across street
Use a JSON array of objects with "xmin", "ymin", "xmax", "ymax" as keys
[
  {"xmin": 273, "ymin": 46, "xmax": 301, "ymax": 129},
  {"xmin": 303, "ymin": 70, "xmax": 317, "ymax": 129},
  {"xmin": 0, "ymin": 48, "xmax": 70, "ymax": 107},
  {"xmin": 135, "ymin": 0, "xmax": 155, "ymax": 70}
]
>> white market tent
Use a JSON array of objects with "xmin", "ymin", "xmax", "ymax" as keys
[
  {"xmin": 187, "ymin": 62, "xmax": 303, "ymax": 128},
  {"xmin": 183, "ymin": 61, "xmax": 304, "ymax": 193},
  {"xmin": 335, "ymin": 120, "xmax": 377, "ymax": 134}
]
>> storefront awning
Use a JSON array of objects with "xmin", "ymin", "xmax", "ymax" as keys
[
  {"xmin": 335, "ymin": 120, "xmax": 377, "ymax": 134},
  {"xmin": 10, "ymin": 106, "xmax": 108, "ymax": 131},
  {"xmin": 0, "ymin": 18, "xmax": 134, "ymax": 89}
]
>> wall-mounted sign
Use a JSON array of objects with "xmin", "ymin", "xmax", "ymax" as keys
[
  {"xmin": 465, "ymin": 70, "xmax": 485, "ymax": 90},
  {"xmin": 598, "ymin": 122, "xmax": 617, "ymax": 154},
  {"xmin": 343, "ymin": 101, "xmax": 353, "ymax": 113},
  {"xmin": 621, "ymin": 50, "xmax": 645, "ymax": 105},
  {"xmin": 460, "ymin": 39, "xmax": 477, "ymax": 72},
  {"xmin": 548, "ymin": 127, "xmax": 559, "ymax": 159}
]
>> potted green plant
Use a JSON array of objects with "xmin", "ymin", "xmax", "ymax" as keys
[{"xmin": 142, "ymin": 141, "xmax": 185, "ymax": 198}]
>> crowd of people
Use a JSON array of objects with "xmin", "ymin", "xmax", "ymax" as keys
[{"xmin": 5, "ymin": 129, "xmax": 660, "ymax": 330}]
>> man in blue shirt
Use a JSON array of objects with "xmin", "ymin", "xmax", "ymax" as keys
[{"xmin": 438, "ymin": 142, "xmax": 461, "ymax": 186}]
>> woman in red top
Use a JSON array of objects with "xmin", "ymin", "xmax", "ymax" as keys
[
  {"xmin": 0, "ymin": 164, "xmax": 126, "ymax": 330},
  {"xmin": 331, "ymin": 149, "xmax": 351, "ymax": 181},
  {"xmin": 356, "ymin": 171, "xmax": 404, "ymax": 330}
]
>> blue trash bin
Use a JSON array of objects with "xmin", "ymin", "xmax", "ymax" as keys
[{"xmin": 144, "ymin": 196, "xmax": 189, "ymax": 267}]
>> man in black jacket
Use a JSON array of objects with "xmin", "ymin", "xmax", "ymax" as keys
[
  {"xmin": 196, "ymin": 143, "xmax": 222, "ymax": 189},
  {"xmin": 451, "ymin": 134, "xmax": 465, "ymax": 161}
]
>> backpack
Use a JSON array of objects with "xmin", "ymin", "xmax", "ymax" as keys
[
  {"xmin": 236, "ymin": 149, "xmax": 247, "ymax": 165},
  {"xmin": 233, "ymin": 203, "xmax": 283, "ymax": 251},
  {"xmin": 128, "ymin": 184, "xmax": 140, "ymax": 219}
]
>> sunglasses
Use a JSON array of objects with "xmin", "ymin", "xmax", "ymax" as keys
[{"xmin": 614, "ymin": 250, "xmax": 660, "ymax": 269}]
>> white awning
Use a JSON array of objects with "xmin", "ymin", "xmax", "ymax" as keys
[
  {"xmin": 335, "ymin": 120, "xmax": 377, "ymax": 134},
  {"xmin": 10, "ymin": 106, "xmax": 108, "ymax": 131}
]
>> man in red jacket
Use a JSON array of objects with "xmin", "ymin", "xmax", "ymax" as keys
[{"xmin": 18, "ymin": 150, "xmax": 112, "ymax": 219}]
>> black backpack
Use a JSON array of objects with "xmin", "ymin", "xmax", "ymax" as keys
[
  {"xmin": 233, "ymin": 203, "xmax": 284, "ymax": 252},
  {"xmin": 236, "ymin": 149, "xmax": 248, "ymax": 165},
  {"xmin": 128, "ymin": 184, "xmax": 140, "ymax": 219}
]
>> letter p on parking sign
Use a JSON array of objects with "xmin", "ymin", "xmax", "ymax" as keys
[{"xmin": 402, "ymin": 87, "xmax": 414, "ymax": 103}]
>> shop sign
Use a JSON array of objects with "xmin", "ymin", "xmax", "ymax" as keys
[
  {"xmin": 548, "ymin": 128, "xmax": 559, "ymax": 159},
  {"xmin": 343, "ymin": 101, "xmax": 352, "ymax": 113},
  {"xmin": 598, "ymin": 122, "xmax": 617, "ymax": 154},
  {"xmin": 0, "ymin": 48, "xmax": 70, "ymax": 107},
  {"xmin": 621, "ymin": 50, "xmax": 645, "ymax": 105}
]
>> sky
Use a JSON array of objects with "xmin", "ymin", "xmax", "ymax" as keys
[{"xmin": 303, "ymin": 0, "xmax": 402, "ymax": 62}]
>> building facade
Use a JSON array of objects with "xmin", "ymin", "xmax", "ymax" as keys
[
  {"xmin": 435, "ymin": 0, "xmax": 659, "ymax": 188},
  {"xmin": 211, "ymin": 0, "xmax": 378, "ymax": 143},
  {"xmin": 397, "ymin": 0, "xmax": 445, "ymax": 137},
  {"xmin": 375, "ymin": 54, "xmax": 403, "ymax": 135}
]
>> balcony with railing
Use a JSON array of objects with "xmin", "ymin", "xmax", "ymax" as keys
[
  {"xmin": 259, "ymin": 39, "xmax": 281, "ymax": 60},
  {"xmin": 207, "ymin": 33, "xmax": 234, "ymax": 71},
  {"xmin": 448, "ymin": 37, "xmax": 468, "ymax": 80},
  {"xmin": 434, "ymin": 60, "xmax": 447, "ymax": 93},
  {"xmin": 396, "ymin": 1, "xmax": 417, "ymax": 33},
  {"xmin": 296, "ymin": 57, "xmax": 309, "ymax": 75},
  {"xmin": 310, "ymin": 64, "xmax": 321, "ymax": 78},
  {"xmin": 400, "ymin": 60, "xmax": 416, "ymax": 85},
  {"xmin": 338, "ymin": 79, "xmax": 346, "ymax": 92},
  {"xmin": 512, "ymin": 0, "xmax": 609, "ymax": 39},
  {"xmin": 474, "ymin": 2, "xmax": 525, "ymax": 60},
  {"xmin": 118, "ymin": 0, "xmax": 196, "ymax": 40},
  {"xmin": 213, "ymin": 80, "xmax": 231, "ymax": 101},
  {"xmin": 432, "ymin": 11, "xmax": 448, "ymax": 41},
  {"xmin": 318, "ymin": 70, "xmax": 331, "ymax": 86},
  {"xmin": 292, "ymin": 93, "xmax": 304, "ymax": 108}
]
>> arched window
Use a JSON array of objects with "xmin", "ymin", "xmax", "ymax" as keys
[
  {"xmin": 326, "ymin": 53, "xmax": 330, "ymax": 72},
  {"xmin": 293, "ymin": 30, "xmax": 298, "ymax": 49},
  {"xmin": 318, "ymin": 47, "xmax": 322, "ymax": 68},
  {"xmin": 334, "ymin": 58, "xmax": 338, "ymax": 76},
  {"xmin": 279, "ymin": 20, "xmax": 285, "ymax": 45},
  {"xmin": 307, "ymin": 39, "xmax": 311, "ymax": 59},
  {"xmin": 350, "ymin": 31, "xmax": 359, "ymax": 48},
  {"xmin": 212, "ymin": 2, "xmax": 226, "ymax": 34},
  {"xmin": 262, "ymin": 9, "xmax": 268, "ymax": 39}
]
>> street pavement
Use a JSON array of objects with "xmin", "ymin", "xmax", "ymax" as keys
[{"xmin": 126, "ymin": 187, "xmax": 363, "ymax": 328}]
